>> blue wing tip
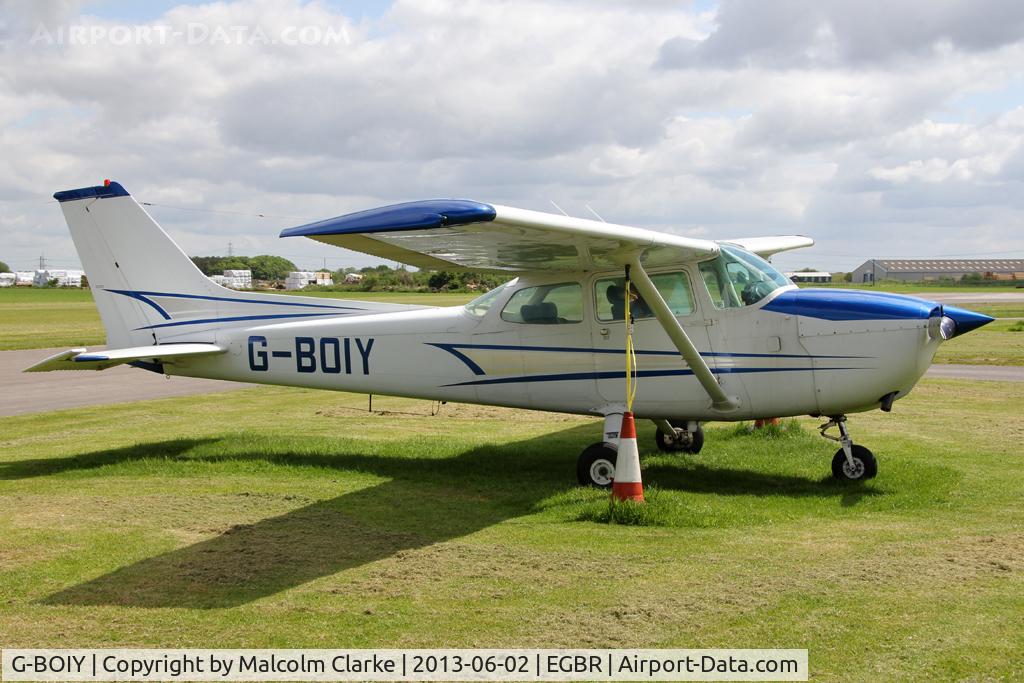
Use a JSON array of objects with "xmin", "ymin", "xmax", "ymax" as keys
[
  {"xmin": 54, "ymin": 181, "xmax": 129, "ymax": 203},
  {"xmin": 280, "ymin": 199, "xmax": 496, "ymax": 238}
]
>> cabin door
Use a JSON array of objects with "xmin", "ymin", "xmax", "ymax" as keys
[{"xmin": 589, "ymin": 269, "xmax": 716, "ymax": 417}]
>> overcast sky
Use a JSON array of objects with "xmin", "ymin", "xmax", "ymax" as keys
[{"xmin": 1, "ymin": 0, "xmax": 1022, "ymax": 274}]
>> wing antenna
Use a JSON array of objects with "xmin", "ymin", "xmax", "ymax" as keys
[{"xmin": 549, "ymin": 200, "xmax": 569, "ymax": 217}]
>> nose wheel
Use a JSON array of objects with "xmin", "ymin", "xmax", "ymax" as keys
[
  {"xmin": 831, "ymin": 444, "xmax": 877, "ymax": 480},
  {"xmin": 820, "ymin": 416, "xmax": 877, "ymax": 482}
]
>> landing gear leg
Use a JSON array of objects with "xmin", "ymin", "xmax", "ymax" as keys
[{"xmin": 819, "ymin": 416, "xmax": 877, "ymax": 482}]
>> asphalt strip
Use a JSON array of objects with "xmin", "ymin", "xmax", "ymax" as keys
[{"xmin": 0, "ymin": 347, "xmax": 247, "ymax": 417}]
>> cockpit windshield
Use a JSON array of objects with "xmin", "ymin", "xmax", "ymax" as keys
[
  {"xmin": 698, "ymin": 245, "xmax": 792, "ymax": 309},
  {"xmin": 464, "ymin": 278, "xmax": 517, "ymax": 318}
]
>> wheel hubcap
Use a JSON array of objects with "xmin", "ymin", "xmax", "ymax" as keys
[
  {"xmin": 590, "ymin": 459, "xmax": 614, "ymax": 486},
  {"xmin": 842, "ymin": 458, "xmax": 865, "ymax": 479}
]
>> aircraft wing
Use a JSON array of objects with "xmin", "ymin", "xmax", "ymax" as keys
[
  {"xmin": 24, "ymin": 343, "xmax": 226, "ymax": 372},
  {"xmin": 721, "ymin": 235, "xmax": 814, "ymax": 259},
  {"xmin": 280, "ymin": 200, "xmax": 720, "ymax": 272}
]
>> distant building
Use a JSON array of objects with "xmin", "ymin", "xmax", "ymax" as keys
[
  {"xmin": 851, "ymin": 259, "xmax": 1024, "ymax": 283},
  {"xmin": 0, "ymin": 273, "xmax": 15, "ymax": 287},
  {"xmin": 285, "ymin": 271, "xmax": 314, "ymax": 290},
  {"xmin": 785, "ymin": 271, "xmax": 832, "ymax": 284},
  {"xmin": 220, "ymin": 269, "xmax": 252, "ymax": 289},
  {"xmin": 343, "ymin": 273, "xmax": 363, "ymax": 284},
  {"xmin": 33, "ymin": 269, "xmax": 84, "ymax": 287},
  {"xmin": 14, "ymin": 271, "xmax": 34, "ymax": 286},
  {"xmin": 285, "ymin": 271, "xmax": 334, "ymax": 290}
]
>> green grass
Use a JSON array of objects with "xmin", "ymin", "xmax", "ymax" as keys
[
  {"xmin": 934, "ymin": 319, "xmax": 1024, "ymax": 365},
  {"xmin": 964, "ymin": 304, "xmax": 1024, "ymax": 319},
  {"xmin": 0, "ymin": 379, "xmax": 1022, "ymax": 680},
  {"xmin": 0, "ymin": 288, "xmax": 104, "ymax": 350}
]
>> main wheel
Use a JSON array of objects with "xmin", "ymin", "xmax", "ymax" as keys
[
  {"xmin": 577, "ymin": 442, "xmax": 617, "ymax": 488},
  {"xmin": 831, "ymin": 445, "xmax": 878, "ymax": 481},
  {"xmin": 655, "ymin": 422, "xmax": 704, "ymax": 454}
]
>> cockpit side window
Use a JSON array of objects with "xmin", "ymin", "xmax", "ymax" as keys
[
  {"xmin": 699, "ymin": 258, "xmax": 743, "ymax": 309},
  {"xmin": 595, "ymin": 271, "xmax": 694, "ymax": 321},
  {"xmin": 500, "ymin": 282, "xmax": 583, "ymax": 324},
  {"xmin": 464, "ymin": 278, "xmax": 516, "ymax": 318},
  {"xmin": 699, "ymin": 245, "xmax": 790, "ymax": 309}
]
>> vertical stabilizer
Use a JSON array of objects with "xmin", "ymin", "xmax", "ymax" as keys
[
  {"xmin": 55, "ymin": 181, "xmax": 399, "ymax": 349},
  {"xmin": 56, "ymin": 182, "xmax": 227, "ymax": 347}
]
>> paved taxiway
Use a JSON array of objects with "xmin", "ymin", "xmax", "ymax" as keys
[
  {"xmin": 921, "ymin": 292, "xmax": 1024, "ymax": 304},
  {"xmin": 0, "ymin": 348, "xmax": 246, "ymax": 417},
  {"xmin": 923, "ymin": 364, "xmax": 1024, "ymax": 382}
]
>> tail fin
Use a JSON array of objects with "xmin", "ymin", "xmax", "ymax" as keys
[
  {"xmin": 56, "ymin": 181, "xmax": 231, "ymax": 347},
  {"xmin": 55, "ymin": 181, "xmax": 389, "ymax": 348}
]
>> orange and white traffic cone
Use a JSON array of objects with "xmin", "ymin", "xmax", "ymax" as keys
[{"xmin": 612, "ymin": 412, "xmax": 644, "ymax": 502}]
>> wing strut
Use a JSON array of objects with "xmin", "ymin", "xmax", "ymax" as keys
[{"xmin": 627, "ymin": 257, "xmax": 739, "ymax": 412}]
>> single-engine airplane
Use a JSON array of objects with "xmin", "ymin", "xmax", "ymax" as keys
[{"xmin": 28, "ymin": 181, "xmax": 994, "ymax": 485}]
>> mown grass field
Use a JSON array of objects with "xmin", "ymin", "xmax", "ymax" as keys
[
  {"xmin": 934, "ymin": 318, "xmax": 1024, "ymax": 366},
  {"xmin": 2, "ymin": 287, "xmax": 1021, "ymax": 365},
  {"xmin": 0, "ymin": 288, "xmax": 105, "ymax": 351},
  {"xmin": 0, "ymin": 379, "xmax": 1021, "ymax": 680}
]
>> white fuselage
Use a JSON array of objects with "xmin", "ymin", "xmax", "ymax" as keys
[
  {"xmin": 49, "ymin": 185, "xmax": 983, "ymax": 429},
  {"xmin": 165, "ymin": 269, "xmax": 942, "ymax": 421}
]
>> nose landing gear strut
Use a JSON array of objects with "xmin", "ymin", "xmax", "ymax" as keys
[{"xmin": 819, "ymin": 416, "xmax": 878, "ymax": 482}]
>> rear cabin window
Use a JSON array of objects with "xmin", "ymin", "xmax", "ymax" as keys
[
  {"xmin": 464, "ymin": 278, "xmax": 516, "ymax": 318},
  {"xmin": 595, "ymin": 271, "xmax": 694, "ymax": 321},
  {"xmin": 500, "ymin": 282, "xmax": 583, "ymax": 324}
]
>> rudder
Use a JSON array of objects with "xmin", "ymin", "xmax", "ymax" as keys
[{"xmin": 56, "ymin": 181, "xmax": 225, "ymax": 348}]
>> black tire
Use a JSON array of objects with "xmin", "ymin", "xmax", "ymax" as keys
[
  {"xmin": 577, "ymin": 442, "xmax": 617, "ymax": 488},
  {"xmin": 831, "ymin": 445, "xmax": 878, "ymax": 481},
  {"xmin": 655, "ymin": 421, "xmax": 704, "ymax": 454}
]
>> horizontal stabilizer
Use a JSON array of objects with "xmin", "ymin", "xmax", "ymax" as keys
[
  {"xmin": 721, "ymin": 235, "xmax": 814, "ymax": 259},
  {"xmin": 23, "ymin": 343, "xmax": 226, "ymax": 372}
]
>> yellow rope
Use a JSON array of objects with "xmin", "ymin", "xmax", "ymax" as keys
[{"xmin": 625, "ymin": 273, "xmax": 638, "ymax": 412}]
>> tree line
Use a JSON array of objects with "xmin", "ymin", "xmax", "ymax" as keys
[
  {"xmin": 190, "ymin": 255, "xmax": 297, "ymax": 281},
  {"xmin": 335, "ymin": 265, "xmax": 508, "ymax": 293},
  {"xmin": 188, "ymin": 256, "xmax": 507, "ymax": 292}
]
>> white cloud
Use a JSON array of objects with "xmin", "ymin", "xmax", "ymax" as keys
[
  {"xmin": 0, "ymin": 0, "xmax": 1022, "ymax": 275},
  {"xmin": 658, "ymin": 0, "xmax": 1024, "ymax": 68}
]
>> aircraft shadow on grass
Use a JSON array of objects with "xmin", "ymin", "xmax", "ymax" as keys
[{"xmin": 0, "ymin": 426, "xmax": 876, "ymax": 609}]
